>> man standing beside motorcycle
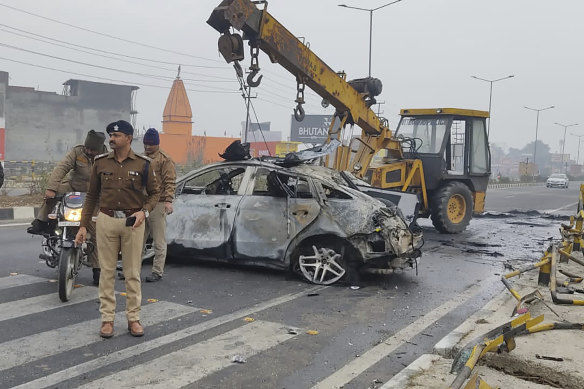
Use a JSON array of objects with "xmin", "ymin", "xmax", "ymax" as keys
[
  {"xmin": 27, "ymin": 130, "xmax": 107, "ymax": 285},
  {"xmin": 75, "ymin": 120, "xmax": 160, "ymax": 339}
]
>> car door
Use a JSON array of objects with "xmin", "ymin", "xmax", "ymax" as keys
[
  {"xmin": 233, "ymin": 167, "xmax": 320, "ymax": 262},
  {"xmin": 166, "ymin": 165, "xmax": 249, "ymax": 260}
]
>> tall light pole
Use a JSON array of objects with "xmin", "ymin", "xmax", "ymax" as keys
[
  {"xmin": 471, "ymin": 75, "xmax": 514, "ymax": 138},
  {"xmin": 570, "ymin": 132, "xmax": 584, "ymax": 165},
  {"xmin": 555, "ymin": 122, "xmax": 578, "ymax": 173},
  {"xmin": 524, "ymin": 105, "xmax": 554, "ymax": 179},
  {"xmin": 338, "ymin": 0, "xmax": 403, "ymax": 77}
]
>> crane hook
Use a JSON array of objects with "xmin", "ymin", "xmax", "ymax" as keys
[
  {"xmin": 247, "ymin": 70, "xmax": 263, "ymax": 87},
  {"xmin": 293, "ymin": 104, "xmax": 305, "ymax": 122}
]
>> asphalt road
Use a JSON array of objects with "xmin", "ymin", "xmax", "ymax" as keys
[{"xmin": 0, "ymin": 184, "xmax": 576, "ymax": 388}]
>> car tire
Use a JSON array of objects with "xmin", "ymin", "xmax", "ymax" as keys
[
  {"xmin": 293, "ymin": 238, "xmax": 357, "ymax": 285},
  {"xmin": 430, "ymin": 182, "xmax": 473, "ymax": 234}
]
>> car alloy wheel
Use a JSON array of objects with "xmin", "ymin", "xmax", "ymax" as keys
[{"xmin": 298, "ymin": 245, "xmax": 346, "ymax": 285}]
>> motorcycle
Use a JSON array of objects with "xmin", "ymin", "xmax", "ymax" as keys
[{"xmin": 39, "ymin": 192, "xmax": 94, "ymax": 302}]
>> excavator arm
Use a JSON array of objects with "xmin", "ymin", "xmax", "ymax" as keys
[{"xmin": 207, "ymin": 0, "xmax": 404, "ymax": 177}]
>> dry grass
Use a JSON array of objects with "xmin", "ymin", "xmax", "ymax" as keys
[{"xmin": 0, "ymin": 194, "xmax": 43, "ymax": 208}]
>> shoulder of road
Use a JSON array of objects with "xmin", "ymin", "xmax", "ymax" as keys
[
  {"xmin": 0, "ymin": 206, "xmax": 38, "ymax": 222},
  {"xmin": 382, "ymin": 255, "xmax": 584, "ymax": 389}
]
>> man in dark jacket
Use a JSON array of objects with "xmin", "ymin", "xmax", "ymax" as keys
[{"xmin": 27, "ymin": 130, "xmax": 107, "ymax": 285}]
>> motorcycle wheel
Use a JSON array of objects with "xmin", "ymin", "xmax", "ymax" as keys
[{"xmin": 58, "ymin": 247, "xmax": 78, "ymax": 302}]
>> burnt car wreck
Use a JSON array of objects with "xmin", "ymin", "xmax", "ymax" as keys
[{"xmin": 166, "ymin": 159, "xmax": 423, "ymax": 285}]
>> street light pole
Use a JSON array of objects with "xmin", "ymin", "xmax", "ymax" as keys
[
  {"xmin": 571, "ymin": 132, "xmax": 584, "ymax": 165},
  {"xmin": 555, "ymin": 122, "xmax": 578, "ymax": 173},
  {"xmin": 339, "ymin": 0, "xmax": 403, "ymax": 77},
  {"xmin": 524, "ymin": 105, "xmax": 554, "ymax": 179},
  {"xmin": 471, "ymin": 75, "xmax": 514, "ymax": 138}
]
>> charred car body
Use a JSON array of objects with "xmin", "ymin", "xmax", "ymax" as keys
[{"xmin": 166, "ymin": 159, "xmax": 423, "ymax": 285}]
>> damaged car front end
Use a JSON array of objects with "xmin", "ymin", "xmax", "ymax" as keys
[{"xmin": 166, "ymin": 160, "xmax": 423, "ymax": 285}]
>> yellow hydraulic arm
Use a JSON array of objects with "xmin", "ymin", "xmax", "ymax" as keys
[{"xmin": 207, "ymin": 0, "xmax": 405, "ymax": 178}]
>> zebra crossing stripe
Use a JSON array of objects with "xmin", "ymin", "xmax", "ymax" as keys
[
  {"xmin": 311, "ymin": 283, "xmax": 485, "ymax": 389},
  {"xmin": 0, "ymin": 285, "xmax": 99, "ymax": 322},
  {"xmin": 0, "ymin": 301, "xmax": 197, "ymax": 372},
  {"xmin": 13, "ymin": 285, "xmax": 326, "ymax": 389},
  {"xmin": 0, "ymin": 274, "xmax": 49, "ymax": 291},
  {"xmin": 81, "ymin": 320, "xmax": 297, "ymax": 388}
]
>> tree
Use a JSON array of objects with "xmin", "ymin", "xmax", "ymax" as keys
[{"xmin": 522, "ymin": 141, "xmax": 551, "ymax": 176}]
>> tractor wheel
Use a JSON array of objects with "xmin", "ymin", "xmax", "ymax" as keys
[{"xmin": 430, "ymin": 182, "xmax": 473, "ymax": 234}]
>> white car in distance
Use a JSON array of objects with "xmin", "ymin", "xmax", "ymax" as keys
[{"xmin": 546, "ymin": 173, "xmax": 569, "ymax": 188}]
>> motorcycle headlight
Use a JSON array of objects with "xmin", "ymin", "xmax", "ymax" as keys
[{"xmin": 64, "ymin": 207, "xmax": 82, "ymax": 222}]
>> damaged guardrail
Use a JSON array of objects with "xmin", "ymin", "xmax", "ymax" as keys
[
  {"xmin": 448, "ymin": 184, "xmax": 584, "ymax": 388},
  {"xmin": 501, "ymin": 183, "xmax": 584, "ymax": 308}
]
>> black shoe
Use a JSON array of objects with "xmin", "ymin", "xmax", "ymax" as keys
[
  {"xmin": 27, "ymin": 219, "xmax": 48, "ymax": 235},
  {"xmin": 92, "ymin": 268, "xmax": 101, "ymax": 286},
  {"xmin": 145, "ymin": 273, "xmax": 162, "ymax": 282}
]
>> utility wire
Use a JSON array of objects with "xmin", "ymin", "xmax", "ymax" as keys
[
  {"xmin": 0, "ymin": 42, "xmax": 240, "ymax": 91},
  {"xmin": 0, "ymin": 2, "xmax": 223, "ymax": 62},
  {"xmin": 234, "ymin": 74, "xmax": 271, "ymax": 154},
  {"xmin": 0, "ymin": 56, "xmax": 239, "ymax": 94},
  {"xmin": 0, "ymin": 22, "xmax": 230, "ymax": 71},
  {"xmin": 0, "ymin": 26, "xmax": 234, "ymax": 80}
]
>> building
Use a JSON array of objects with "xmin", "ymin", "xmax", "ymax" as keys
[
  {"xmin": 159, "ymin": 74, "xmax": 287, "ymax": 165},
  {"xmin": 0, "ymin": 71, "xmax": 137, "ymax": 161}
]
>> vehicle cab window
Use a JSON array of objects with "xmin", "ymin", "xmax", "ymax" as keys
[
  {"xmin": 252, "ymin": 168, "xmax": 313, "ymax": 198},
  {"xmin": 182, "ymin": 167, "xmax": 246, "ymax": 195}
]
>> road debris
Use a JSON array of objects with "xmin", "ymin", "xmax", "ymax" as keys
[
  {"xmin": 535, "ymin": 354, "xmax": 564, "ymax": 362},
  {"xmin": 231, "ymin": 355, "xmax": 246, "ymax": 364}
]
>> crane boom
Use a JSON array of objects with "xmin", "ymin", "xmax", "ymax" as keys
[
  {"xmin": 207, "ymin": 0, "xmax": 403, "ymax": 175},
  {"xmin": 207, "ymin": 0, "xmax": 493, "ymax": 234}
]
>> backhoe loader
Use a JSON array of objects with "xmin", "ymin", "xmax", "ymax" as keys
[{"xmin": 207, "ymin": 0, "xmax": 491, "ymax": 233}]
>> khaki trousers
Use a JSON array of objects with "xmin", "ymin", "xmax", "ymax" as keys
[
  {"xmin": 145, "ymin": 202, "xmax": 167, "ymax": 276},
  {"xmin": 96, "ymin": 212, "xmax": 145, "ymax": 322}
]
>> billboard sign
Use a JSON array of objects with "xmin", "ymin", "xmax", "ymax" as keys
[{"xmin": 290, "ymin": 115, "xmax": 340, "ymax": 144}]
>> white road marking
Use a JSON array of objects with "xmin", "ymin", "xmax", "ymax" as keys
[
  {"xmin": 80, "ymin": 320, "xmax": 297, "ymax": 388},
  {"xmin": 0, "ymin": 222, "xmax": 30, "ymax": 227},
  {"xmin": 14, "ymin": 285, "xmax": 326, "ymax": 389},
  {"xmin": 0, "ymin": 301, "xmax": 197, "ymax": 372},
  {"xmin": 0, "ymin": 286, "xmax": 99, "ymax": 322},
  {"xmin": 0, "ymin": 274, "xmax": 48, "ymax": 290},
  {"xmin": 544, "ymin": 201, "xmax": 578, "ymax": 214},
  {"xmin": 311, "ymin": 282, "xmax": 484, "ymax": 389}
]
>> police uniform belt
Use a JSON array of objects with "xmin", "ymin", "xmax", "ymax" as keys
[{"xmin": 100, "ymin": 207, "xmax": 141, "ymax": 218}]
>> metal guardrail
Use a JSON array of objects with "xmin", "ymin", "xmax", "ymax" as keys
[{"xmin": 487, "ymin": 182, "xmax": 544, "ymax": 189}]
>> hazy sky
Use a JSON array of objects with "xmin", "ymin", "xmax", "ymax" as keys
[{"xmin": 1, "ymin": 0, "xmax": 583, "ymax": 158}]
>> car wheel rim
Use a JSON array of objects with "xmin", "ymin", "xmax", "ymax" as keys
[
  {"xmin": 299, "ymin": 245, "xmax": 346, "ymax": 285},
  {"xmin": 447, "ymin": 194, "xmax": 466, "ymax": 223}
]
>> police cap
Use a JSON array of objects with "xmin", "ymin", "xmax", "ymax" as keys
[{"xmin": 106, "ymin": 120, "xmax": 134, "ymax": 136}]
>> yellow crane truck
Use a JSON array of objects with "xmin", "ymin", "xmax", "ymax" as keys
[{"xmin": 207, "ymin": 0, "xmax": 491, "ymax": 233}]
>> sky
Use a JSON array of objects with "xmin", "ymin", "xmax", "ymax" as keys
[{"xmin": 1, "ymin": 0, "xmax": 583, "ymax": 159}]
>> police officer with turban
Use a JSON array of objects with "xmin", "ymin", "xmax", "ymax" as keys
[{"xmin": 75, "ymin": 120, "xmax": 160, "ymax": 338}]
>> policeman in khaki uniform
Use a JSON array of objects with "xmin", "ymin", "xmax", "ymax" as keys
[
  {"xmin": 28, "ymin": 130, "xmax": 108, "ymax": 284},
  {"xmin": 75, "ymin": 120, "xmax": 160, "ymax": 339},
  {"xmin": 142, "ymin": 128, "xmax": 176, "ymax": 282}
]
